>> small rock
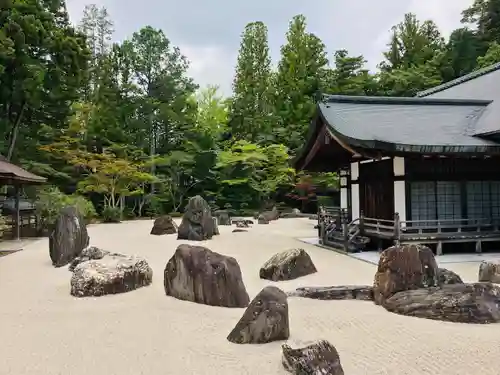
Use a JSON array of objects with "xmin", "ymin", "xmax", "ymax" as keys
[
  {"xmin": 69, "ymin": 246, "xmax": 109, "ymax": 271},
  {"xmin": 232, "ymin": 229, "xmax": 247, "ymax": 233},
  {"xmin": 282, "ymin": 340, "xmax": 344, "ymax": 375},
  {"xmin": 150, "ymin": 215, "xmax": 178, "ymax": 235},
  {"xmin": 479, "ymin": 260, "xmax": 500, "ymax": 283},
  {"xmin": 164, "ymin": 244, "xmax": 249, "ymax": 307},
  {"xmin": 214, "ymin": 210, "xmax": 231, "ymax": 225},
  {"xmin": 70, "ymin": 253, "xmax": 152, "ymax": 297},
  {"xmin": 373, "ymin": 244, "xmax": 438, "ymax": 305},
  {"xmin": 260, "ymin": 248, "xmax": 317, "ymax": 281},
  {"xmin": 236, "ymin": 221, "xmax": 249, "ymax": 228},
  {"xmin": 49, "ymin": 206, "xmax": 90, "ymax": 267},
  {"xmin": 383, "ymin": 282, "xmax": 500, "ymax": 323},
  {"xmin": 438, "ymin": 268, "xmax": 463, "ymax": 285},
  {"xmin": 227, "ymin": 286, "xmax": 289, "ymax": 344},
  {"xmin": 258, "ymin": 215, "xmax": 269, "ymax": 224},
  {"xmin": 287, "ymin": 285, "xmax": 373, "ymax": 301}
]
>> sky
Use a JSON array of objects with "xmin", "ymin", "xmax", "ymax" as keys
[{"xmin": 65, "ymin": 0, "xmax": 475, "ymax": 96}]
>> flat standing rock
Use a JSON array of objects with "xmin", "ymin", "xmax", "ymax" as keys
[
  {"xmin": 49, "ymin": 206, "xmax": 90, "ymax": 267},
  {"xmin": 383, "ymin": 282, "xmax": 500, "ymax": 323},
  {"xmin": 71, "ymin": 253, "xmax": 153, "ymax": 297},
  {"xmin": 164, "ymin": 244, "xmax": 249, "ymax": 307},
  {"xmin": 227, "ymin": 286, "xmax": 289, "ymax": 344},
  {"xmin": 260, "ymin": 248, "xmax": 317, "ymax": 281},
  {"xmin": 287, "ymin": 285, "xmax": 374, "ymax": 301},
  {"xmin": 282, "ymin": 340, "xmax": 344, "ymax": 375}
]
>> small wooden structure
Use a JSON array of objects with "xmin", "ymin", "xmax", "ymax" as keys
[
  {"xmin": 297, "ymin": 63, "xmax": 500, "ymax": 255},
  {"xmin": 0, "ymin": 156, "xmax": 46, "ymax": 240}
]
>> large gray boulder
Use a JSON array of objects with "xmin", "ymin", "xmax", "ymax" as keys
[
  {"xmin": 373, "ymin": 244, "xmax": 438, "ymax": 305},
  {"xmin": 282, "ymin": 340, "xmax": 344, "ymax": 375},
  {"xmin": 177, "ymin": 196, "xmax": 218, "ymax": 241},
  {"xmin": 227, "ymin": 286, "xmax": 289, "ymax": 344},
  {"xmin": 260, "ymin": 248, "xmax": 317, "ymax": 281},
  {"xmin": 164, "ymin": 244, "xmax": 249, "ymax": 307},
  {"xmin": 70, "ymin": 253, "xmax": 153, "ymax": 297},
  {"xmin": 49, "ymin": 206, "xmax": 90, "ymax": 267}
]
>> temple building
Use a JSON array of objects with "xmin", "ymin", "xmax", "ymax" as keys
[{"xmin": 294, "ymin": 63, "xmax": 500, "ymax": 254}]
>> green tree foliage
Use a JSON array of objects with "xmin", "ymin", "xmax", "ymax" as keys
[
  {"xmin": 462, "ymin": 0, "xmax": 500, "ymax": 46},
  {"xmin": 273, "ymin": 15, "xmax": 329, "ymax": 153},
  {"xmin": 229, "ymin": 22, "xmax": 273, "ymax": 143},
  {"xmin": 477, "ymin": 41, "xmax": 500, "ymax": 68},
  {"xmin": 0, "ymin": 0, "xmax": 89, "ymax": 161},
  {"xmin": 325, "ymin": 50, "xmax": 377, "ymax": 95},
  {"xmin": 5, "ymin": 2, "xmax": 500, "ymax": 222}
]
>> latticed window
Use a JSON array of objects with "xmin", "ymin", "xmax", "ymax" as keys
[
  {"xmin": 436, "ymin": 181, "xmax": 461, "ymax": 221},
  {"xmin": 410, "ymin": 182, "xmax": 436, "ymax": 225}
]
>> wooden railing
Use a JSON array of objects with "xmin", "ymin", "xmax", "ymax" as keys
[{"xmin": 317, "ymin": 206, "xmax": 500, "ymax": 254}]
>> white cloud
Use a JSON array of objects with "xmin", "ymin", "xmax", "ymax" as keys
[{"xmin": 180, "ymin": 45, "xmax": 237, "ymax": 96}]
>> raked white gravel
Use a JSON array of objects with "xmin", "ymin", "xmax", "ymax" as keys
[{"xmin": 1, "ymin": 218, "xmax": 499, "ymax": 375}]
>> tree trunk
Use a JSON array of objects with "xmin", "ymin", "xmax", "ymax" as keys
[{"xmin": 6, "ymin": 101, "xmax": 27, "ymax": 161}]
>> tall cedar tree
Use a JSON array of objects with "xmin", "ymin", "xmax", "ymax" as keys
[
  {"xmin": 229, "ymin": 21, "xmax": 273, "ymax": 143},
  {"xmin": 273, "ymin": 15, "xmax": 328, "ymax": 154}
]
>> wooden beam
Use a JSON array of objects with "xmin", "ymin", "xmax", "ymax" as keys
[{"xmin": 302, "ymin": 125, "xmax": 328, "ymax": 169}]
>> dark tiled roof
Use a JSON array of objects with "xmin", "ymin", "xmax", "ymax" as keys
[
  {"xmin": 0, "ymin": 155, "xmax": 46, "ymax": 184},
  {"xmin": 417, "ymin": 62, "xmax": 500, "ymax": 97},
  {"xmin": 417, "ymin": 63, "xmax": 500, "ymax": 137},
  {"xmin": 319, "ymin": 95, "xmax": 500, "ymax": 153}
]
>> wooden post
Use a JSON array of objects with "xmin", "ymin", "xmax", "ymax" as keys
[
  {"xmin": 436, "ymin": 242, "xmax": 443, "ymax": 256},
  {"xmin": 394, "ymin": 212, "xmax": 401, "ymax": 245},
  {"xmin": 14, "ymin": 184, "xmax": 20, "ymax": 240},
  {"xmin": 359, "ymin": 210, "xmax": 365, "ymax": 235},
  {"xmin": 476, "ymin": 240, "xmax": 482, "ymax": 253},
  {"xmin": 319, "ymin": 223, "xmax": 325, "ymax": 245},
  {"xmin": 342, "ymin": 209, "xmax": 349, "ymax": 252}
]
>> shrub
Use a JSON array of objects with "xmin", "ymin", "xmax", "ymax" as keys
[
  {"xmin": 35, "ymin": 186, "xmax": 96, "ymax": 229},
  {"xmin": 102, "ymin": 206, "xmax": 121, "ymax": 223}
]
